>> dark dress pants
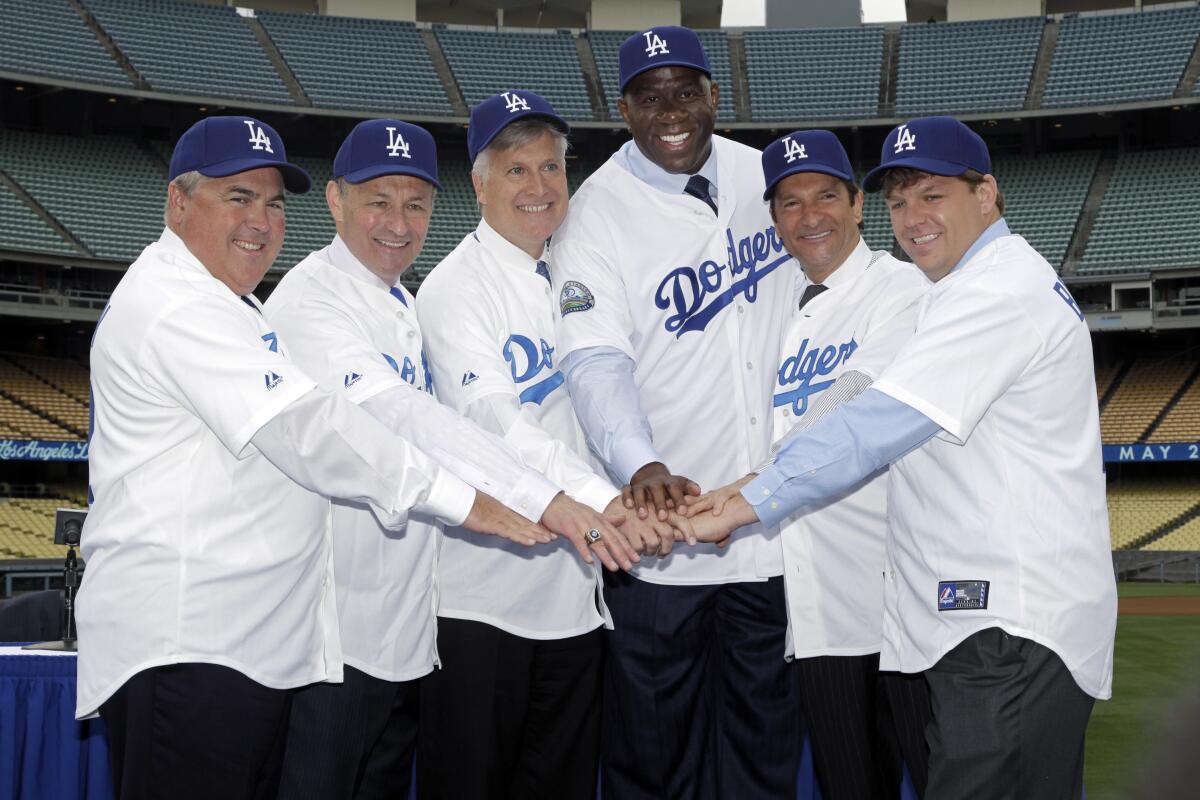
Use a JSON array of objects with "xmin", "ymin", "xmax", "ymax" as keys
[
  {"xmin": 98, "ymin": 662, "xmax": 292, "ymax": 800},
  {"xmin": 600, "ymin": 572, "xmax": 803, "ymax": 800},
  {"xmin": 923, "ymin": 627, "xmax": 1095, "ymax": 800},
  {"xmin": 417, "ymin": 618, "xmax": 603, "ymax": 800},
  {"xmin": 277, "ymin": 664, "xmax": 420, "ymax": 800}
]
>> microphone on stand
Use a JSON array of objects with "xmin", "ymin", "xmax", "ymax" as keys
[{"xmin": 24, "ymin": 509, "xmax": 86, "ymax": 652}]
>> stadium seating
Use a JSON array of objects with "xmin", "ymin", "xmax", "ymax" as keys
[
  {"xmin": 1042, "ymin": 6, "xmax": 1200, "ymax": 108},
  {"xmin": 896, "ymin": 17, "xmax": 1043, "ymax": 116},
  {"xmin": 0, "ymin": 359, "xmax": 87, "ymax": 436},
  {"xmin": 83, "ymin": 0, "xmax": 293, "ymax": 104},
  {"xmin": 992, "ymin": 150, "xmax": 1098, "ymax": 270},
  {"xmin": 274, "ymin": 156, "xmax": 336, "ymax": 273},
  {"xmin": 1078, "ymin": 148, "xmax": 1200, "ymax": 275},
  {"xmin": 0, "ymin": 183, "xmax": 75, "ymax": 257},
  {"xmin": 0, "ymin": 0, "xmax": 130, "ymax": 87},
  {"xmin": 743, "ymin": 27, "xmax": 884, "ymax": 121},
  {"xmin": 586, "ymin": 29, "xmax": 737, "ymax": 122},
  {"xmin": 0, "ymin": 395, "xmax": 76, "ymax": 440},
  {"xmin": 1095, "ymin": 362, "xmax": 1121, "ymax": 402},
  {"xmin": 0, "ymin": 130, "xmax": 164, "ymax": 262},
  {"xmin": 1147, "ymin": 370, "xmax": 1200, "ymax": 442},
  {"xmin": 1107, "ymin": 477, "xmax": 1200, "ymax": 549},
  {"xmin": 1100, "ymin": 359, "xmax": 1195, "ymax": 443},
  {"xmin": 0, "ymin": 497, "xmax": 69, "ymax": 559},
  {"xmin": 435, "ymin": 28, "xmax": 593, "ymax": 120},
  {"xmin": 1143, "ymin": 516, "xmax": 1200, "ymax": 551},
  {"xmin": 5, "ymin": 354, "xmax": 90, "ymax": 405},
  {"xmin": 258, "ymin": 12, "xmax": 448, "ymax": 114}
]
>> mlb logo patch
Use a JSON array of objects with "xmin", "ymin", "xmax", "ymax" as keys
[{"xmin": 937, "ymin": 580, "xmax": 989, "ymax": 611}]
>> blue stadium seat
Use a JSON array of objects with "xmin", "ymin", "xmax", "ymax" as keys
[
  {"xmin": 896, "ymin": 17, "xmax": 1043, "ymax": 115},
  {"xmin": 743, "ymin": 28, "xmax": 884, "ymax": 121},
  {"xmin": 436, "ymin": 28, "xmax": 594, "ymax": 121},
  {"xmin": 1079, "ymin": 147, "xmax": 1200, "ymax": 274},
  {"xmin": 1043, "ymin": 7, "xmax": 1200, "ymax": 108},
  {"xmin": 258, "ymin": 12, "xmax": 449, "ymax": 115},
  {"xmin": 83, "ymin": 0, "xmax": 293, "ymax": 105},
  {"xmin": 0, "ymin": 0, "xmax": 130, "ymax": 87}
]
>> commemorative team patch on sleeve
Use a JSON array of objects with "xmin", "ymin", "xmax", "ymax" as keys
[
  {"xmin": 937, "ymin": 580, "xmax": 989, "ymax": 611},
  {"xmin": 560, "ymin": 280, "xmax": 595, "ymax": 316}
]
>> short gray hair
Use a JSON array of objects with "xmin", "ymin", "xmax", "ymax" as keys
[
  {"xmin": 471, "ymin": 119, "xmax": 569, "ymax": 184},
  {"xmin": 163, "ymin": 170, "xmax": 207, "ymax": 224}
]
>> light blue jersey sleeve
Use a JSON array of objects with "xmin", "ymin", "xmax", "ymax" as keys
[
  {"xmin": 743, "ymin": 388, "xmax": 941, "ymax": 528},
  {"xmin": 560, "ymin": 346, "xmax": 662, "ymax": 484}
]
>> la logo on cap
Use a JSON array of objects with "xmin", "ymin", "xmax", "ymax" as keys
[
  {"xmin": 894, "ymin": 124, "xmax": 917, "ymax": 154},
  {"xmin": 643, "ymin": 30, "xmax": 669, "ymax": 57},
  {"xmin": 244, "ymin": 120, "xmax": 274, "ymax": 153},
  {"xmin": 503, "ymin": 92, "xmax": 530, "ymax": 113},
  {"xmin": 783, "ymin": 136, "xmax": 808, "ymax": 164},
  {"xmin": 385, "ymin": 127, "xmax": 411, "ymax": 159}
]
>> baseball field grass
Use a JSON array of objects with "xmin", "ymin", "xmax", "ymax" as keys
[{"xmin": 1084, "ymin": 583, "xmax": 1200, "ymax": 798}]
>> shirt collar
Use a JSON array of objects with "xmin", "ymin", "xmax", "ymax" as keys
[
  {"xmin": 813, "ymin": 236, "xmax": 871, "ymax": 292},
  {"xmin": 617, "ymin": 137, "xmax": 719, "ymax": 197},
  {"xmin": 951, "ymin": 218, "xmax": 1010, "ymax": 275},
  {"xmin": 474, "ymin": 217, "xmax": 547, "ymax": 275},
  {"xmin": 326, "ymin": 234, "xmax": 395, "ymax": 292},
  {"xmin": 156, "ymin": 226, "xmax": 209, "ymax": 277}
]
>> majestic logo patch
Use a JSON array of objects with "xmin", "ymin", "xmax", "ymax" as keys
[
  {"xmin": 560, "ymin": 281, "xmax": 595, "ymax": 316},
  {"xmin": 937, "ymin": 580, "xmax": 989, "ymax": 611},
  {"xmin": 655, "ymin": 226, "xmax": 790, "ymax": 336},
  {"xmin": 773, "ymin": 337, "xmax": 857, "ymax": 416},
  {"xmin": 782, "ymin": 136, "xmax": 808, "ymax": 164},
  {"xmin": 502, "ymin": 92, "xmax": 530, "ymax": 113},
  {"xmin": 264, "ymin": 371, "xmax": 283, "ymax": 390},
  {"xmin": 462, "ymin": 371, "xmax": 479, "ymax": 387},
  {"xmin": 385, "ymin": 127, "xmax": 411, "ymax": 159},
  {"xmin": 893, "ymin": 124, "xmax": 917, "ymax": 154},
  {"xmin": 245, "ymin": 120, "xmax": 274, "ymax": 153},
  {"xmin": 643, "ymin": 31, "xmax": 670, "ymax": 57},
  {"xmin": 344, "ymin": 372, "xmax": 362, "ymax": 388}
]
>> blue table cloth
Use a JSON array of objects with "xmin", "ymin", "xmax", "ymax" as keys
[{"xmin": 0, "ymin": 646, "xmax": 113, "ymax": 800}]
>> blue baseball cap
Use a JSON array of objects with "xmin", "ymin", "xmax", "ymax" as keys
[
  {"xmin": 169, "ymin": 115, "xmax": 310, "ymax": 194},
  {"xmin": 467, "ymin": 90, "xmax": 570, "ymax": 164},
  {"xmin": 863, "ymin": 116, "xmax": 991, "ymax": 193},
  {"xmin": 333, "ymin": 119, "xmax": 442, "ymax": 190},
  {"xmin": 619, "ymin": 26, "xmax": 711, "ymax": 94},
  {"xmin": 761, "ymin": 130, "xmax": 854, "ymax": 201}
]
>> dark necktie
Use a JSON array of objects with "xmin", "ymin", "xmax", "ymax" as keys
[
  {"xmin": 684, "ymin": 174, "xmax": 718, "ymax": 215},
  {"xmin": 535, "ymin": 260, "xmax": 552, "ymax": 286},
  {"xmin": 389, "ymin": 286, "xmax": 409, "ymax": 307},
  {"xmin": 798, "ymin": 283, "xmax": 827, "ymax": 311}
]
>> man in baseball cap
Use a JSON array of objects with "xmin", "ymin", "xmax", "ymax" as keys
[
  {"xmin": 685, "ymin": 115, "xmax": 1117, "ymax": 797},
  {"xmin": 80, "ymin": 115, "xmax": 562, "ymax": 799},
  {"xmin": 266, "ymin": 117, "xmax": 636, "ymax": 800},
  {"xmin": 553, "ymin": 25, "xmax": 803, "ymax": 799},
  {"xmin": 417, "ymin": 91, "xmax": 666, "ymax": 799},
  {"xmin": 756, "ymin": 129, "xmax": 932, "ymax": 798}
]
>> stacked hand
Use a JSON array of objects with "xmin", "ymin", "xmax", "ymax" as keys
[
  {"xmin": 677, "ymin": 473, "xmax": 760, "ymax": 547},
  {"xmin": 541, "ymin": 492, "xmax": 641, "ymax": 571}
]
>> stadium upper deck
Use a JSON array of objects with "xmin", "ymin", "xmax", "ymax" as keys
[{"xmin": 2, "ymin": 0, "xmax": 1198, "ymax": 124}]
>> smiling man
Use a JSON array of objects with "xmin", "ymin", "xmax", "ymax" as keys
[
  {"xmin": 263, "ymin": 118, "xmax": 637, "ymax": 800},
  {"xmin": 684, "ymin": 116, "xmax": 1118, "ymax": 798},
  {"xmin": 78, "ymin": 116, "xmax": 556, "ymax": 800},
  {"xmin": 757, "ymin": 129, "xmax": 931, "ymax": 799},
  {"xmin": 415, "ymin": 92, "xmax": 667, "ymax": 800},
  {"xmin": 551, "ymin": 27, "xmax": 799, "ymax": 799}
]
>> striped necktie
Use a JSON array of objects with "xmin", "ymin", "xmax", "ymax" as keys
[{"xmin": 535, "ymin": 260, "xmax": 552, "ymax": 285}]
